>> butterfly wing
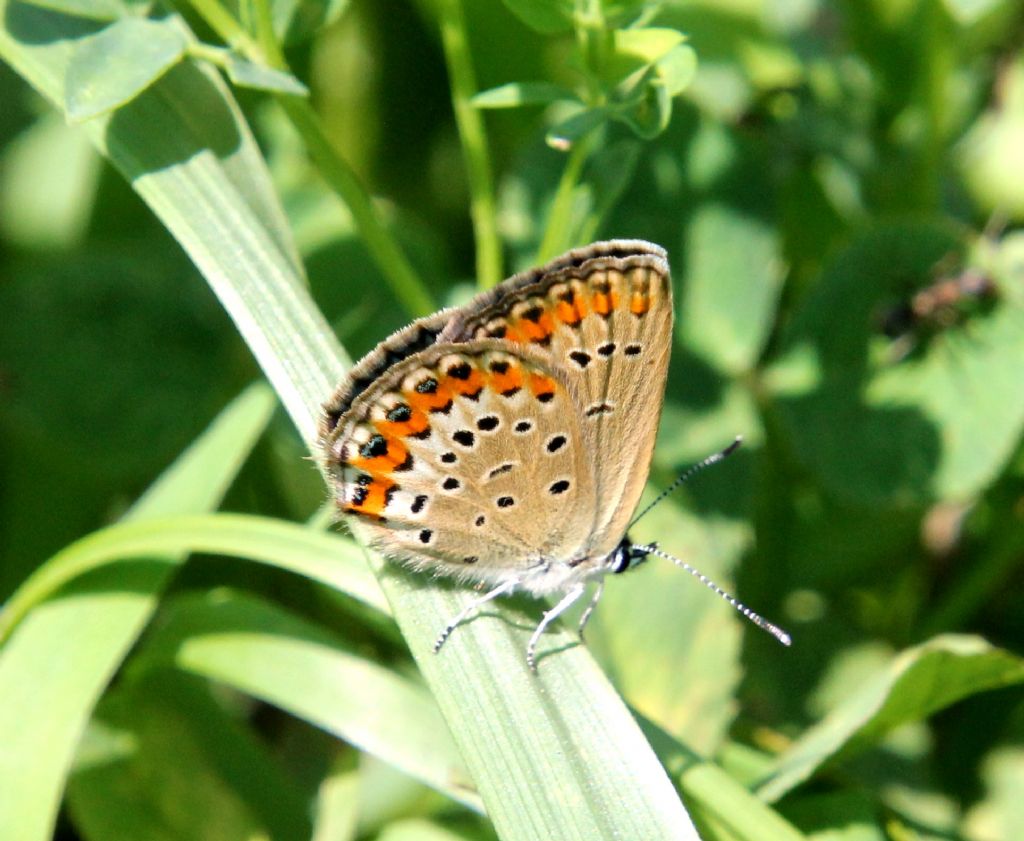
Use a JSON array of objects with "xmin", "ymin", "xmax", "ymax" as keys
[
  {"xmin": 321, "ymin": 340, "xmax": 599, "ymax": 590},
  {"xmin": 441, "ymin": 241, "xmax": 673, "ymax": 559}
]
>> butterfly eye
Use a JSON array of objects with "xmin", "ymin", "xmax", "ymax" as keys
[{"xmin": 611, "ymin": 544, "xmax": 632, "ymax": 574}]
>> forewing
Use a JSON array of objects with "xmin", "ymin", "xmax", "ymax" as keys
[{"xmin": 443, "ymin": 241, "xmax": 673, "ymax": 558}]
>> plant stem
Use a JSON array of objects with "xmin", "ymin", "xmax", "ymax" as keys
[
  {"xmin": 188, "ymin": 0, "xmax": 263, "ymax": 56},
  {"xmin": 279, "ymin": 96, "xmax": 438, "ymax": 317},
  {"xmin": 538, "ymin": 129, "xmax": 598, "ymax": 261},
  {"xmin": 436, "ymin": 0, "xmax": 502, "ymax": 289},
  {"xmin": 189, "ymin": 0, "xmax": 437, "ymax": 318}
]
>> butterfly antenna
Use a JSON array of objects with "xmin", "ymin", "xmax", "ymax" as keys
[
  {"xmin": 628, "ymin": 436, "xmax": 743, "ymax": 529},
  {"xmin": 632, "ymin": 542, "xmax": 792, "ymax": 646}
]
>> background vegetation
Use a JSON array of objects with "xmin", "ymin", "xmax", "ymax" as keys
[{"xmin": 2, "ymin": 1, "xmax": 1024, "ymax": 839}]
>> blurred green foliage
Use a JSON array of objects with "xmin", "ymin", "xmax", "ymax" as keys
[{"xmin": 3, "ymin": 0, "xmax": 1024, "ymax": 840}]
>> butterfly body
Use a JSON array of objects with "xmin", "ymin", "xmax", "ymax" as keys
[{"xmin": 320, "ymin": 241, "xmax": 672, "ymax": 665}]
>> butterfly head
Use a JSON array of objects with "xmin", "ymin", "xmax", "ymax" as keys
[{"xmin": 610, "ymin": 538, "xmax": 651, "ymax": 574}]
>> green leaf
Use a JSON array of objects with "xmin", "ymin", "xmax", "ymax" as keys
[
  {"xmin": 963, "ymin": 747, "xmax": 1024, "ymax": 841},
  {"xmin": 589, "ymin": 490, "xmax": 747, "ymax": 753},
  {"xmin": 767, "ymin": 222, "xmax": 1024, "ymax": 505},
  {"xmin": 654, "ymin": 43, "xmax": 698, "ymax": 97},
  {"xmin": 135, "ymin": 590, "xmax": 481, "ymax": 812},
  {"xmin": 499, "ymin": 0, "xmax": 574, "ymax": 34},
  {"xmin": 959, "ymin": 56, "xmax": 1024, "ymax": 220},
  {"xmin": 680, "ymin": 202, "xmax": 785, "ymax": 375},
  {"xmin": 614, "ymin": 76, "xmax": 672, "ymax": 139},
  {"xmin": 311, "ymin": 765, "xmax": 360, "ymax": 841},
  {"xmin": 0, "ymin": 110, "xmax": 99, "ymax": 249},
  {"xmin": 545, "ymin": 106, "xmax": 610, "ymax": 149},
  {"xmin": 608, "ymin": 40, "xmax": 696, "ymax": 140},
  {"xmin": 66, "ymin": 17, "xmax": 188, "ymax": 122},
  {"xmin": 472, "ymin": 81, "xmax": 574, "ymax": 109},
  {"xmin": 612, "ymin": 27, "xmax": 686, "ymax": 68},
  {"xmin": 0, "ymin": 384, "xmax": 276, "ymax": 841},
  {"xmin": 755, "ymin": 635, "xmax": 1024, "ymax": 802},
  {"xmin": 226, "ymin": 56, "xmax": 308, "ymax": 96},
  {"xmin": 68, "ymin": 670, "xmax": 311, "ymax": 841},
  {"xmin": 18, "ymin": 0, "xmax": 133, "ymax": 20}
]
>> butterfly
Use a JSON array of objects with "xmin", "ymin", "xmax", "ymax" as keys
[{"xmin": 319, "ymin": 241, "xmax": 788, "ymax": 669}]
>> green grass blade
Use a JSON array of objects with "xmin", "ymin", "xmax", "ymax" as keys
[
  {"xmin": 135, "ymin": 590, "xmax": 481, "ymax": 811},
  {"xmin": 640, "ymin": 716, "xmax": 806, "ymax": 841},
  {"xmin": 67, "ymin": 670, "xmax": 312, "ymax": 841},
  {"xmin": 756, "ymin": 635, "xmax": 1024, "ymax": 802},
  {"xmin": 0, "ymin": 513, "xmax": 389, "ymax": 642},
  {"xmin": 0, "ymin": 384, "xmax": 276, "ymax": 840}
]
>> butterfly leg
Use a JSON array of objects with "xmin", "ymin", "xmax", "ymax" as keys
[
  {"xmin": 577, "ymin": 581, "xmax": 604, "ymax": 641},
  {"xmin": 433, "ymin": 579, "xmax": 516, "ymax": 654},
  {"xmin": 526, "ymin": 584, "xmax": 586, "ymax": 672}
]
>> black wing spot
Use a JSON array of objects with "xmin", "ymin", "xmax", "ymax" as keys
[
  {"xmin": 514, "ymin": 420, "xmax": 533, "ymax": 433},
  {"xmin": 463, "ymin": 555, "xmax": 479, "ymax": 564},
  {"xmin": 415, "ymin": 377, "xmax": 439, "ymax": 394},
  {"xmin": 489, "ymin": 360, "xmax": 510, "ymax": 374},
  {"xmin": 546, "ymin": 434, "xmax": 567, "ymax": 453},
  {"xmin": 440, "ymin": 451, "xmax": 457, "ymax": 464},
  {"xmin": 477, "ymin": 415, "xmax": 499, "ymax": 431},
  {"xmin": 496, "ymin": 496, "xmax": 515, "ymax": 508},
  {"xmin": 453, "ymin": 430, "xmax": 475, "ymax": 448},
  {"xmin": 488, "ymin": 463, "xmax": 514, "ymax": 479},
  {"xmin": 474, "ymin": 515, "xmax": 486, "ymax": 527},
  {"xmin": 351, "ymin": 485, "xmax": 369, "ymax": 505},
  {"xmin": 521, "ymin": 305, "xmax": 544, "ymax": 322},
  {"xmin": 537, "ymin": 392, "xmax": 555, "ymax": 404},
  {"xmin": 442, "ymin": 477, "xmax": 460, "ymax": 491},
  {"xmin": 598, "ymin": 342, "xmax": 616, "ymax": 356},
  {"xmin": 569, "ymin": 351, "xmax": 591, "ymax": 368},
  {"xmin": 394, "ymin": 452, "xmax": 415, "ymax": 472},
  {"xmin": 447, "ymin": 362, "xmax": 472, "ymax": 380},
  {"xmin": 419, "ymin": 529, "xmax": 433, "ymax": 544},
  {"xmin": 411, "ymin": 494, "xmax": 428, "ymax": 513},
  {"xmin": 624, "ymin": 343, "xmax": 642, "ymax": 356},
  {"xmin": 586, "ymin": 403, "xmax": 614, "ymax": 416},
  {"xmin": 386, "ymin": 404, "xmax": 412, "ymax": 422},
  {"xmin": 359, "ymin": 434, "xmax": 388, "ymax": 458},
  {"xmin": 430, "ymin": 399, "xmax": 453, "ymax": 415},
  {"xmin": 549, "ymin": 480, "xmax": 571, "ymax": 495}
]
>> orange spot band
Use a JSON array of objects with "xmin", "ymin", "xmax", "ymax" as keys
[
  {"xmin": 376, "ymin": 412, "xmax": 429, "ymax": 439},
  {"xmin": 406, "ymin": 383, "xmax": 453, "ymax": 414},
  {"xmin": 352, "ymin": 436, "xmax": 409, "ymax": 474},
  {"xmin": 556, "ymin": 299, "xmax": 580, "ymax": 324},
  {"xmin": 448, "ymin": 368, "xmax": 486, "ymax": 397},
  {"xmin": 345, "ymin": 477, "xmax": 394, "ymax": 519},
  {"xmin": 529, "ymin": 372, "xmax": 557, "ymax": 399},
  {"xmin": 490, "ymin": 365, "xmax": 524, "ymax": 394},
  {"xmin": 591, "ymin": 288, "xmax": 620, "ymax": 315}
]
